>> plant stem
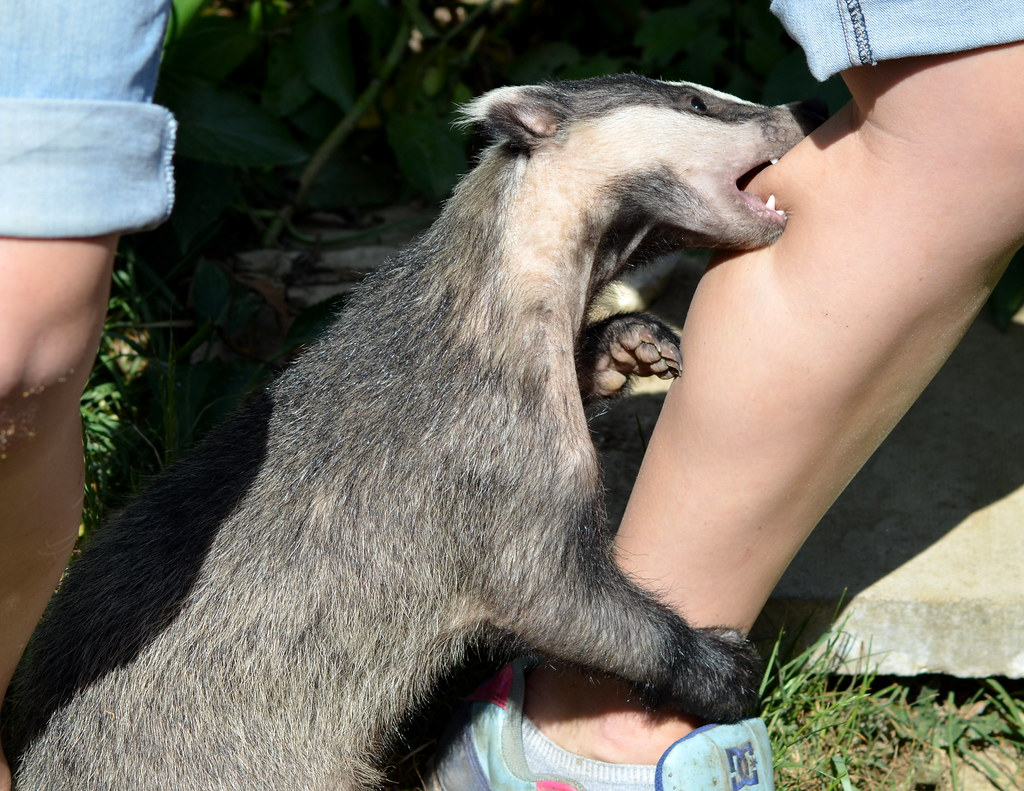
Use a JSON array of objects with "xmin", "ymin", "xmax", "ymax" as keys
[
  {"xmin": 263, "ymin": 19, "xmax": 411, "ymax": 248},
  {"xmin": 277, "ymin": 212, "xmax": 435, "ymax": 248}
]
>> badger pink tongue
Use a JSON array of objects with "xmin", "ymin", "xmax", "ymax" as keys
[{"xmin": 736, "ymin": 185, "xmax": 788, "ymax": 222}]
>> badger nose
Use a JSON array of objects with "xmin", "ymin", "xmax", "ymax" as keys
[{"xmin": 791, "ymin": 97, "xmax": 829, "ymax": 133}]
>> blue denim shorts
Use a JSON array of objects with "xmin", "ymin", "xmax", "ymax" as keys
[
  {"xmin": 772, "ymin": 0, "xmax": 1024, "ymax": 81},
  {"xmin": 0, "ymin": 1, "xmax": 175, "ymax": 238}
]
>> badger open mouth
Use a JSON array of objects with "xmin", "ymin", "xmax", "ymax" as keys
[{"xmin": 735, "ymin": 159, "xmax": 787, "ymax": 225}]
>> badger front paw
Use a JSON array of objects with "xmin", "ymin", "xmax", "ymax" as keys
[
  {"xmin": 639, "ymin": 626, "xmax": 763, "ymax": 724},
  {"xmin": 577, "ymin": 312, "xmax": 682, "ymax": 401}
]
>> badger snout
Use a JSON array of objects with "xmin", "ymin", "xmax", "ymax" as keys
[
  {"xmin": 720, "ymin": 96, "xmax": 829, "ymax": 245},
  {"xmin": 742, "ymin": 98, "xmax": 828, "ymax": 185},
  {"xmin": 761, "ymin": 97, "xmax": 829, "ymax": 153}
]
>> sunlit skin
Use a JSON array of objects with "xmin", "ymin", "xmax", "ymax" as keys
[
  {"xmin": 526, "ymin": 42, "xmax": 1024, "ymax": 765},
  {"xmin": 0, "ymin": 235, "xmax": 116, "ymax": 791}
]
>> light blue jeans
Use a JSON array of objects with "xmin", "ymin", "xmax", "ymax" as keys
[
  {"xmin": 0, "ymin": 1, "xmax": 175, "ymax": 238},
  {"xmin": 2, "ymin": 2, "xmax": 1022, "ymax": 238},
  {"xmin": 772, "ymin": 0, "xmax": 1024, "ymax": 81}
]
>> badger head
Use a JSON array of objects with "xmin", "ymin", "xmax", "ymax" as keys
[{"xmin": 460, "ymin": 75, "xmax": 826, "ymax": 266}]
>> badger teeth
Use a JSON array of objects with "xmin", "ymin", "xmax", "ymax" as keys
[
  {"xmin": 770, "ymin": 158, "xmax": 779, "ymax": 165},
  {"xmin": 765, "ymin": 193, "xmax": 787, "ymax": 220}
]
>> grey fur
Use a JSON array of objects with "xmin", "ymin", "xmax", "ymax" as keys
[{"xmin": 6, "ymin": 75, "xmax": 822, "ymax": 790}]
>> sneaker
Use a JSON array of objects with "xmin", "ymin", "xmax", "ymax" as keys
[
  {"xmin": 655, "ymin": 719, "xmax": 774, "ymax": 791},
  {"xmin": 427, "ymin": 660, "xmax": 775, "ymax": 791}
]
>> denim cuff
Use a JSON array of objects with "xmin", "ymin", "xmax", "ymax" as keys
[
  {"xmin": 771, "ymin": 0, "xmax": 1024, "ymax": 81},
  {"xmin": 0, "ymin": 97, "xmax": 176, "ymax": 238}
]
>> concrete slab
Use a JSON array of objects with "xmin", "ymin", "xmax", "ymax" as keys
[
  {"xmin": 594, "ymin": 257, "xmax": 1024, "ymax": 679},
  {"xmin": 763, "ymin": 305, "xmax": 1024, "ymax": 678}
]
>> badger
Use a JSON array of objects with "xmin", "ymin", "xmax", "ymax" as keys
[{"xmin": 6, "ymin": 75, "xmax": 824, "ymax": 790}]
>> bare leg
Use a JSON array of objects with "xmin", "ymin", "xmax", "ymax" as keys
[
  {"xmin": 526, "ymin": 42, "xmax": 1024, "ymax": 763},
  {"xmin": 0, "ymin": 236, "xmax": 115, "ymax": 790}
]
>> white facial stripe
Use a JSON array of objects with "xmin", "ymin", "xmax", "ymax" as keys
[
  {"xmin": 662, "ymin": 80, "xmax": 760, "ymax": 107},
  {"xmin": 559, "ymin": 105, "xmax": 766, "ymax": 177}
]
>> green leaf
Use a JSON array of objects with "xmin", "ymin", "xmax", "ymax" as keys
[
  {"xmin": 744, "ymin": 34, "xmax": 788, "ymax": 77},
  {"xmin": 682, "ymin": 33, "xmax": 729, "ymax": 85},
  {"xmin": 635, "ymin": 8, "xmax": 701, "ymax": 68},
  {"xmin": 635, "ymin": 2, "xmax": 729, "ymax": 71},
  {"xmin": 148, "ymin": 358, "xmax": 264, "ymax": 454},
  {"xmin": 189, "ymin": 260, "xmax": 268, "ymax": 341},
  {"xmin": 763, "ymin": 50, "xmax": 851, "ymax": 109},
  {"xmin": 507, "ymin": 42, "xmax": 581, "ymax": 84},
  {"xmin": 422, "ymin": 66, "xmax": 447, "ymax": 98},
  {"xmin": 985, "ymin": 678, "xmax": 1024, "ymax": 735},
  {"xmin": 401, "ymin": 0, "xmax": 439, "ymax": 40},
  {"xmin": 190, "ymin": 258, "xmax": 232, "ymax": 324},
  {"xmin": 165, "ymin": 0, "xmax": 209, "ymax": 46},
  {"xmin": 451, "ymin": 81, "xmax": 474, "ymax": 109},
  {"xmin": 264, "ymin": 42, "xmax": 316, "ymax": 118},
  {"xmin": 287, "ymin": 94, "xmax": 346, "ymax": 142},
  {"xmin": 223, "ymin": 289, "xmax": 266, "ymax": 337},
  {"xmin": 163, "ymin": 16, "xmax": 258, "ymax": 83},
  {"xmin": 592, "ymin": 0, "xmax": 643, "ymax": 36},
  {"xmin": 294, "ymin": 4, "xmax": 356, "ymax": 110},
  {"xmin": 167, "ymin": 159, "xmax": 237, "ymax": 255},
  {"xmin": 282, "ymin": 294, "xmax": 348, "ymax": 353},
  {"xmin": 832, "ymin": 755, "xmax": 854, "ymax": 791},
  {"xmin": 736, "ymin": 0, "xmax": 791, "ymax": 77},
  {"xmin": 304, "ymin": 152, "xmax": 400, "ymax": 210},
  {"xmin": 989, "ymin": 248, "xmax": 1024, "ymax": 331},
  {"xmin": 386, "ymin": 115, "xmax": 467, "ymax": 199},
  {"xmin": 561, "ymin": 55, "xmax": 629, "ymax": 81},
  {"xmin": 350, "ymin": 0, "xmax": 403, "ymax": 66},
  {"xmin": 170, "ymin": 82, "xmax": 308, "ymax": 167}
]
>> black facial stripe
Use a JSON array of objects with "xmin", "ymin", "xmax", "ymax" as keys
[
  {"xmin": 604, "ymin": 167, "xmax": 705, "ymax": 230},
  {"xmin": 537, "ymin": 75, "xmax": 771, "ymax": 125},
  {"xmin": 586, "ymin": 166, "xmax": 706, "ymax": 296}
]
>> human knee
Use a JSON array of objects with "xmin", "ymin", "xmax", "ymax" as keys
[
  {"xmin": 0, "ymin": 238, "xmax": 114, "ymax": 453},
  {"xmin": 0, "ymin": 331, "xmax": 95, "ymax": 461}
]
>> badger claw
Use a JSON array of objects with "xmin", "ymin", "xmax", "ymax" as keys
[{"xmin": 577, "ymin": 312, "xmax": 682, "ymax": 401}]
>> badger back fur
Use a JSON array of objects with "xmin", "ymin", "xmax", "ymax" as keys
[{"xmin": 7, "ymin": 75, "xmax": 822, "ymax": 790}]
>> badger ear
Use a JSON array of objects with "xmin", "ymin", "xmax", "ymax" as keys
[{"xmin": 458, "ymin": 85, "xmax": 565, "ymax": 150}]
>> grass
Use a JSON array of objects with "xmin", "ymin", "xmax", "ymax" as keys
[
  {"xmin": 758, "ymin": 627, "xmax": 1024, "ymax": 790},
  {"xmin": 80, "ymin": 249, "xmax": 284, "ymax": 534}
]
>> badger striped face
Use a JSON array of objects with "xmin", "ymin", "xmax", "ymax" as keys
[{"xmin": 460, "ymin": 75, "xmax": 825, "ymax": 269}]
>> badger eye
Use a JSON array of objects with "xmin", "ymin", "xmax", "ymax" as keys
[{"xmin": 689, "ymin": 96, "xmax": 708, "ymax": 113}]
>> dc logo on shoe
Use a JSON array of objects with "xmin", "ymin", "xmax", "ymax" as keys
[{"xmin": 725, "ymin": 742, "xmax": 760, "ymax": 789}]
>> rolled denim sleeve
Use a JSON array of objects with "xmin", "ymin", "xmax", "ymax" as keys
[
  {"xmin": 0, "ymin": 1, "xmax": 176, "ymax": 237},
  {"xmin": 771, "ymin": 0, "xmax": 1024, "ymax": 81}
]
